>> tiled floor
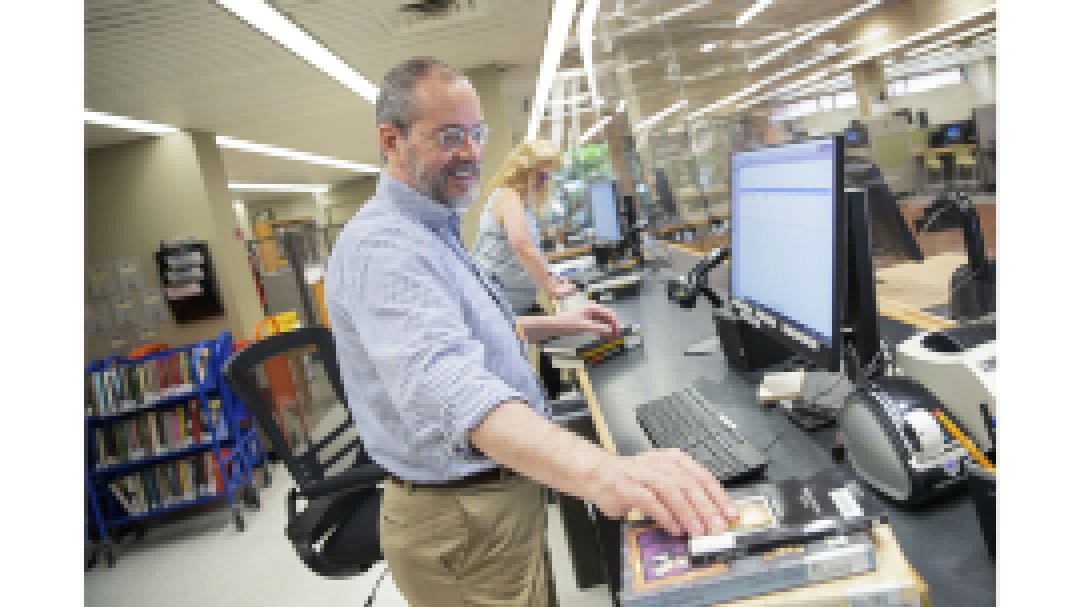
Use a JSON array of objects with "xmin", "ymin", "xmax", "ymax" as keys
[{"xmin": 85, "ymin": 462, "xmax": 613, "ymax": 607}]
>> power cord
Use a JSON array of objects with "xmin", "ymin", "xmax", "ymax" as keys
[{"xmin": 362, "ymin": 563, "xmax": 390, "ymax": 607}]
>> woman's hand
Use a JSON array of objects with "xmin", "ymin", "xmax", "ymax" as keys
[{"xmin": 546, "ymin": 275, "xmax": 578, "ymax": 299}]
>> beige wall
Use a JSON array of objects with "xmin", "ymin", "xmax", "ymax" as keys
[{"xmin": 85, "ymin": 130, "xmax": 263, "ymax": 362}]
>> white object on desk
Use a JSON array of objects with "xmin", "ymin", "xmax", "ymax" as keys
[{"xmin": 759, "ymin": 370, "xmax": 806, "ymax": 403}]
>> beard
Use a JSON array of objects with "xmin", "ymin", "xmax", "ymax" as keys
[{"xmin": 406, "ymin": 151, "xmax": 479, "ymax": 209}]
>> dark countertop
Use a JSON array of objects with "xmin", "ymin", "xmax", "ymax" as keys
[{"xmin": 582, "ymin": 271, "xmax": 995, "ymax": 607}]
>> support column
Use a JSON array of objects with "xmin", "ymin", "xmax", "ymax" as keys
[
  {"xmin": 968, "ymin": 57, "xmax": 996, "ymax": 105},
  {"xmin": 852, "ymin": 59, "xmax": 889, "ymax": 118}
]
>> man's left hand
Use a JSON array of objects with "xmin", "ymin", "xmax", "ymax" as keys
[{"xmin": 561, "ymin": 302, "xmax": 620, "ymax": 340}]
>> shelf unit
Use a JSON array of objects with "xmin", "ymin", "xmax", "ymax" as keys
[{"xmin": 84, "ymin": 331, "xmax": 266, "ymax": 568}]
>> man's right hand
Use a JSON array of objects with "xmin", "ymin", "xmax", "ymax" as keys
[{"xmin": 585, "ymin": 449, "xmax": 739, "ymax": 537}]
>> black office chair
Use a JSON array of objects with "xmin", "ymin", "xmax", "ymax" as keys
[{"xmin": 223, "ymin": 326, "xmax": 387, "ymax": 579}]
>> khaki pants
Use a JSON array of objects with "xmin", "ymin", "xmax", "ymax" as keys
[{"xmin": 380, "ymin": 474, "xmax": 557, "ymax": 607}]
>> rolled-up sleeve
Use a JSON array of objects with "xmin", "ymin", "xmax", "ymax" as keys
[{"xmin": 341, "ymin": 237, "xmax": 523, "ymax": 460}]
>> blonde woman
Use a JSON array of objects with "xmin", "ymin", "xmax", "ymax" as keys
[{"xmin": 472, "ymin": 139, "xmax": 577, "ymax": 314}]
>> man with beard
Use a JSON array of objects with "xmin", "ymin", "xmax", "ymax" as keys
[{"xmin": 325, "ymin": 57, "xmax": 737, "ymax": 606}]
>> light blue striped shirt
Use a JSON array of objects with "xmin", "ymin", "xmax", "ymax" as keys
[{"xmin": 325, "ymin": 174, "xmax": 549, "ymax": 483}]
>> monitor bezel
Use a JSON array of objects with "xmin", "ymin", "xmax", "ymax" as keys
[{"xmin": 729, "ymin": 135, "xmax": 845, "ymax": 371}]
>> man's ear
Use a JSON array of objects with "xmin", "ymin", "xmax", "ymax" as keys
[{"xmin": 378, "ymin": 123, "xmax": 400, "ymax": 159}]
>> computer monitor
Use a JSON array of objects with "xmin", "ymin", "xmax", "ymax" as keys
[
  {"xmin": 845, "ymin": 122, "xmax": 869, "ymax": 148},
  {"xmin": 730, "ymin": 137, "xmax": 845, "ymax": 370},
  {"xmin": 588, "ymin": 180, "xmax": 622, "ymax": 242}
]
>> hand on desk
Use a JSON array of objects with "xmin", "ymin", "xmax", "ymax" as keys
[
  {"xmin": 588, "ymin": 448, "xmax": 739, "ymax": 538},
  {"xmin": 516, "ymin": 302, "xmax": 620, "ymax": 342}
]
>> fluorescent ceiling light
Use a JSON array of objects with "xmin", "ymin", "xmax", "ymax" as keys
[
  {"xmin": 216, "ymin": 136, "xmax": 379, "ymax": 173},
  {"xmin": 580, "ymin": 0, "xmax": 602, "ymax": 108},
  {"xmin": 228, "ymin": 183, "xmax": 330, "ymax": 193},
  {"xmin": 620, "ymin": 0, "xmax": 711, "ymax": 35},
  {"xmin": 580, "ymin": 115, "xmax": 612, "ymax": 144},
  {"xmin": 701, "ymin": 42, "xmax": 719, "ymax": 52},
  {"xmin": 736, "ymin": 0, "xmax": 773, "ymax": 28},
  {"xmin": 733, "ymin": 4, "xmax": 996, "ymax": 112},
  {"xmin": 84, "ymin": 109, "xmax": 380, "ymax": 174},
  {"xmin": 906, "ymin": 21, "xmax": 995, "ymax": 57},
  {"xmin": 748, "ymin": 0, "xmax": 883, "ymax": 71},
  {"xmin": 83, "ymin": 110, "xmax": 178, "ymax": 135},
  {"xmin": 527, "ymin": 0, "xmax": 579, "ymax": 141},
  {"xmin": 634, "ymin": 99, "xmax": 687, "ymax": 133},
  {"xmin": 686, "ymin": 27, "xmax": 884, "ymax": 120},
  {"xmin": 215, "ymin": 0, "xmax": 378, "ymax": 102}
]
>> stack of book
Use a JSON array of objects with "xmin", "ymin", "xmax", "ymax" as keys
[
  {"xmin": 106, "ymin": 452, "xmax": 224, "ymax": 516},
  {"xmin": 541, "ymin": 324, "xmax": 643, "ymax": 369},
  {"xmin": 85, "ymin": 347, "xmax": 210, "ymax": 417},
  {"xmin": 92, "ymin": 398, "xmax": 230, "ymax": 468},
  {"xmin": 620, "ymin": 470, "xmax": 914, "ymax": 607}
]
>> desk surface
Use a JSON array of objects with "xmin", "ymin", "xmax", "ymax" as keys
[{"xmin": 579, "ymin": 273, "xmax": 994, "ymax": 607}]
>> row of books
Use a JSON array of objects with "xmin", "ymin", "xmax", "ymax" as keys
[
  {"xmin": 85, "ymin": 347, "xmax": 211, "ymax": 417},
  {"xmin": 92, "ymin": 398, "xmax": 230, "ymax": 469},
  {"xmin": 107, "ymin": 451, "xmax": 225, "ymax": 516}
]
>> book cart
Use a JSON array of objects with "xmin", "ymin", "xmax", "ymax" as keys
[{"xmin": 84, "ymin": 331, "xmax": 267, "ymax": 568}]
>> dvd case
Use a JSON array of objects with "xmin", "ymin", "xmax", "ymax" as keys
[{"xmin": 620, "ymin": 471, "xmax": 885, "ymax": 607}]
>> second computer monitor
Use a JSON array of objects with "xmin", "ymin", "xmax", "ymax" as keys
[
  {"xmin": 730, "ymin": 137, "xmax": 844, "ymax": 370},
  {"xmin": 588, "ymin": 180, "xmax": 622, "ymax": 243}
]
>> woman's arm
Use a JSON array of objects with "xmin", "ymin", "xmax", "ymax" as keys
[{"xmin": 493, "ymin": 189, "xmax": 564, "ymax": 297}]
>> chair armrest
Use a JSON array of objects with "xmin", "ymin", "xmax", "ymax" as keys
[{"xmin": 297, "ymin": 464, "xmax": 388, "ymax": 499}]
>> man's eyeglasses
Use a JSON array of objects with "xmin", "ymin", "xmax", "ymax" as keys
[{"xmin": 428, "ymin": 124, "xmax": 490, "ymax": 151}]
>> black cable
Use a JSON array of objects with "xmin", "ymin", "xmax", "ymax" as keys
[{"xmin": 362, "ymin": 563, "xmax": 389, "ymax": 607}]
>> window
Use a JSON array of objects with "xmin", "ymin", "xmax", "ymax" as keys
[
  {"xmin": 890, "ymin": 67, "xmax": 964, "ymax": 96},
  {"xmin": 834, "ymin": 91, "xmax": 857, "ymax": 109}
]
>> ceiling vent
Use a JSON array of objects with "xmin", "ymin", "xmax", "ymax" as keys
[{"xmin": 396, "ymin": 0, "xmax": 488, "ymax": 33}]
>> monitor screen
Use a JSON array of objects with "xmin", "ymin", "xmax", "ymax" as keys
[
  {"xmin": 731, "ymin": 138, "xmax": 841, "ymax": 348},
  {"xmin": 847, "ymin": 130, "xmax": 858, "ymax": 142},
  {"xmin": 588, "ymin": 181, "xmax": 622, "ymax": 242},
  {"xmin": 946, "ymin": 125, "xmax": 960, "ymax": 140}
]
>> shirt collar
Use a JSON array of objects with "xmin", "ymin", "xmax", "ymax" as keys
[{"xmin": 376, "ymin": 173, "xmax": 462, "ymax": 231}]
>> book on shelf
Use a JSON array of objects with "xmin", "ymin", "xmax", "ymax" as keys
[
  {"xmin": 620, "ymin": 470, "xmax": 886, "ymax": 607},
  {"xmin": 188, "ymin": 398, "xmax": 202, "ymax": 444}
]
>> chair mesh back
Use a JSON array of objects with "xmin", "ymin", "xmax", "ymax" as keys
[{"xmin": 224, "ymin": 328, "xmax": 371, "ymax": 489}]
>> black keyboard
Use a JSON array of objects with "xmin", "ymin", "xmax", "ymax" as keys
[{"xmin": 636, "ymin": 387, "xmax": 767, "ymax": 484}]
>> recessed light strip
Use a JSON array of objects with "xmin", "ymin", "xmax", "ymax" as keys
[
  {"xmin": 215, "ymin": 0, "xmax": 378, "ymax": 102},
  {"xmin": 526, "ymin": 0, "xmax": 579, "ymax": 141},
  {"xmin": 580, "ymin": 115, "xmax": 613, "ymax": 144},
  {"xmin": 84, "ymin": 109, "xmax": 379, "ymax": 173},
  {"xmin": 907, "ymin": 21, "xmax": 995, "ymax": 57},
  {"xmin": 686, "ymin": 27, "xmax": 884, "ymax": 120},
  {"xmin": 619, "ymin": 0, "xmax": 711, "ymax": 36},
  {"xmin": 580, "ymin": 0, "xmax": 602, "ymax": 109},
  {"xmin": 748, "ymin": 0, "xmax": 883, "ymax": 71},
  {"xmin": 215, "ymin": 136, "xmax": 379, "ymax": 173},
  {"xmin": 84, "ymin": 110, "xmax": 178, "ymax": 135},
  {"xmin": 736, "ymin": 0, "xmax": 774, "ymax": 28},
  {"xmin": 634, "ymin": 99, "xmax": 687, "ymax": 133},
  {"xmin": 735, "ymin": 4, "xmax": 996, "ymax": 111},
  {"xmin": 228, "ymin": 183, "xmax": 329, "ymax": 193}
]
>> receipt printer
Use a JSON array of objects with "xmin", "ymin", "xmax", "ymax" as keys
[
  {"xmin": 894, "ymin": 321, "xmax": 996, "ymax": 452},
  {"xmin": 840, "ymin": 376, "xmax": 966, "ymax": 504}
]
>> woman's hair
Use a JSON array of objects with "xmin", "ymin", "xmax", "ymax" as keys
[{"xmin": 479, "ymin": 139, "xmax": 562, "ymax": 208}]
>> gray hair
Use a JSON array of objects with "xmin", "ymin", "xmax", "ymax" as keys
[{"xmin": 375, "ymin": 57, "xmax": 465, "ymax": 156}]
